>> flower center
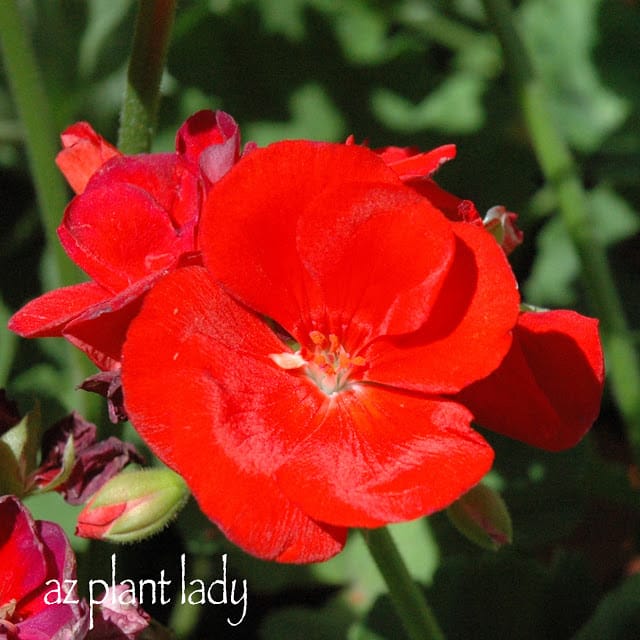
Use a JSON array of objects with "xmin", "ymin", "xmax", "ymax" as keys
[{"xmin": 269, "ymin": 330, "xmax": 366, "ymax": 396}]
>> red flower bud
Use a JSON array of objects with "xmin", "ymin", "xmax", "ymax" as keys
[{"xmin": 76, "ymin": 468, "xmax": 189, "ymax": 543}]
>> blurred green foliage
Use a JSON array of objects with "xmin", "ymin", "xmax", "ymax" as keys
[{"xmin": 2, "ymin": 0, "xmax": 640, "ymax": 638}]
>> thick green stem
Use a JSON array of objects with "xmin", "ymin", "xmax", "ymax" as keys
[
  {"xmin": 481, "ymin": 0, "xmax": 640, "ymax": 465},
  {"xmin": 118, "ymin": 0, "xmax": 177, "ymax": 153},
  {"xmin": 362, "ymin": 527, "xmax": 446, "ymax": 640},
  {"xmin": 0, "ymin": 1, "xmax": 92, "ymax": 411},
  {"xmin": 0, "ymin": 1, "xmax": 75, "ymax": 288}
]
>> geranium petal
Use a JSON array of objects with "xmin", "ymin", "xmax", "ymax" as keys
[
  {"xmin": 86, "ymin": 153, "xmax": 176, "ymax": 213},
  {"xmin": 200, "ymin": 140, "xmax": 404, "ymax": 335},
  {"xmin": 0, "ymin": 500, "xmax": 87, "ymax": 637},
  {"xmin": 58, "ymin": 182, "xmax": 188, "ymax": 292},
  {"xmin": 0, "ymin": 496, "xmax": 48, "ymax": 603},
  {"xmin": 296, "ymin": 182, "xmax": 456, "ymax": 345},
  {"xmin": 7, "ymin": 282, "xmax": 111, "ymax": 338},
  {"xmin": 364, "ymin": 222, "xmax": 520, "ymax": 394},
  {"xmin": 63, "ymin": 273, "xmax": 163, "ymax": 369},
  {"xmin": 406, "ymin": 179, "xmax": 482, "ymax": 224},
  {"xmin": 457, "ymin": 310, "xmax": 605, "ymax": 451},
  {"xmin": 55, "ymin": 122, "xmax": 120, "ymax": 194},
  {"xmin": 87, "ymin": 153, "xmax": 203, "ymax": 233},
  {"xmin": 276, "ymin": 385, "xmax": 493, "ymax": 528},
  {"xmin": 375, "ymin": 143, "xmax": 457, "ymax": 178},
  {"xmin": 17, "ymin": 520, "xmax": 78, "ymax": 620},
  {"xmin": 175, "ymin": 110, "xmax": 240, "ymax": 184},
  {"xmin": 122, "ymin": 267, "xmax": 346, "ymax": 562}
]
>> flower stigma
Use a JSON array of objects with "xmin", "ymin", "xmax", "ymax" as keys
[{"xmin": 269, "ymin": 330, "xmax": 367, "ymax": 396}]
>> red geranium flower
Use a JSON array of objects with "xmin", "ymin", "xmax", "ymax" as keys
[
  {"xmin": 121, "ymin": 140, "xmax": 604, "ymax": 563},
  {"xmin": 0, "ymin": 495, "xmax": 88, "ymax": 638},
  {"xmin": 9, "ymin": 110, "xmax": 243, "ymax": 372}
]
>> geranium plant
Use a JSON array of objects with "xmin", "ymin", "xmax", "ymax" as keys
[{"xmin": 1, "ymin": 1, "xmax": 638, "ymax": 639}]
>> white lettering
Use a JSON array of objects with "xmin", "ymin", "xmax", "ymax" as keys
[
  {"xmin": 43, "ymin": 579, "xmax": 62, "ymax": 605},
  {"xmin": 228, "ymin": 578, "xmax": 248, "ymax": 626}
]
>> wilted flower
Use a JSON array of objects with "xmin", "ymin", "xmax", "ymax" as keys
[
  {"xmin": 87, "ymin": 585, "xmax": 150, "ymax": 640},
  {"xmin": 32, "ymin": 412, "xmax": 143, "ymax": 505}
]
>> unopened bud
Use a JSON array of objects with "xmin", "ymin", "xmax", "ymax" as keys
[
  {"xmin": 483, "ymin": 206, "xmax": 523, "ymax": 255},
  {"xmin": 76, "ymin": 468, "xmax": 189, "ymax": 543},
  {"xmin": 447, "ymin": 483, "xmax": 513, "ymax": 551}
]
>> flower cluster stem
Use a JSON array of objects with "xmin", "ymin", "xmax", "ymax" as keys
[
  {"xmin": 480, "ymin": 0, "xmax": 640, "ymax": 467},
  {"xmin": 362, "ymin": 527, "xmax": 446, "ymax": 640},
  {"xmin": 117, "ymin": 0, "xmax": 177, "ymax": 154}
]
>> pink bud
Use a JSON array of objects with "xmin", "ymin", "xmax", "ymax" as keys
[{"xmin": 76, "ymin": 468, "xmax": 189, "ymax": 543}]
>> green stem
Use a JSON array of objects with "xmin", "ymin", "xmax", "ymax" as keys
[
  {"xmin": 0, "ymin": 1, "xmax": 76, "ymax": 289},
  {"xmin": 0, "ymin": 298, "xmax": 17, "ymax": 388},
  {"xmin": 0, "ymin": 0, "xmax": 93, "ymax": 412},
  {"xmin": 118, "ymin": 0, "xmax": 177, "ymax": 153},
  {"xmin": 362, "ymin": 527, "xmax": 446, "ymax": 640},
  {"xmin": 480, "ymin": 0, "xmax": 640, "ymax": 466}
]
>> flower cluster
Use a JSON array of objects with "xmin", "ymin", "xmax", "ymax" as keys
[{"xmin": 9, "ymin": 113, "xmax": 604, "ymax": 564}]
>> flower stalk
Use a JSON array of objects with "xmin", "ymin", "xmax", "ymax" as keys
[
  {"xmin": 362, "ymin": 527, "xmax": 446, "ymax": 640},
  {"xmin": 480, "ymin": 0, "xmax": 640, "ymax": 466},
  {"xmin": 118, "ymin": 0, "xmax": 177, "ymax": 154},
  {"xmin": 0, "ymin": 0, "xmax": 76, "ymax": 289},
  {"xmin": 0, "ymin": 0, "xmax": 94, "ymax": 413}
]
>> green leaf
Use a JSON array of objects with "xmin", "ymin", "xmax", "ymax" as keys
[
  {"xmin": 331, "ymin": 3, "xmax": 388, "ymax": 65},
  {"xmin": 351, "ymin": 595, "xmax": 409, "ymax": 640},
  {"xmin": 572, "ymin": 575, "xmax": 640, "ymax": 640},
  {"xmin": 79, "ymin": 0, "xmax": 132, "ymax": 78},
  {"xmin": 0, "ymin": 440, "xmax": 23, "ymax": 495},
  {"xmin": 524, "ymin": 217, "xmax": 579, "ymax": 307},
  {"xmin": 487, "ymin": 434, "xmax": 589, "ymax": 550},
  {"xmin": 372, "ymin": 72, "xmax": 486, "ymax": 134},
  {"xmin": 0, "ymin": 405, "xmax": 41, "ymax": 493},
  {"xmin": 524, "ymin": 186, "xmax": 639, "ymax": 306},
  {"xmin": 254, "ymin": 0, "xmax": 307, "ymax": 40},
  {"xmin": 425, "ymin": 551, "xmax": 564, "ymax": 640},
  {"xmin": 245, "ymin": 83, "xmax": 346, "ymax": 145},
  {"xmin": 31, "ymin": 434, "xmax": 75, "ymax": 493},
  {"xmin": 520, "ymin": 0, "xmax": 628, "ymax": 151},
  {"xmin": 260, "ymin": 595, "xmax": 356, "ymax": 640},
  {"xmin": 588, "ymin": 185, "xmax": 640, "ymax": 246}
]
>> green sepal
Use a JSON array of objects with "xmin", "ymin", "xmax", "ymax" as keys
[
  {"xmin": 447, "ymin": 482, "xmax": 513, "ymax": 551},
  {"xmin": 29, "ymin": 435, "xmax": 76, "ymax": 494},
  {"xmin": 0, "ymin": 405, "xmax": 42, "ymax": 496}
]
